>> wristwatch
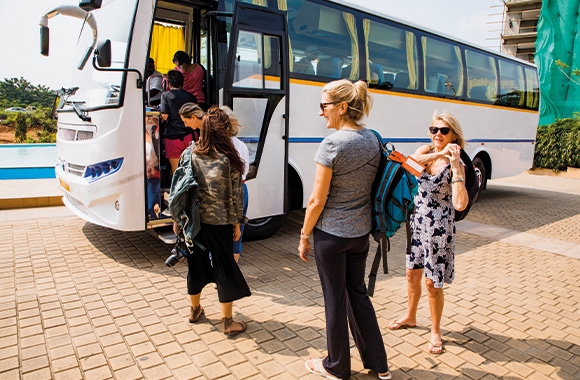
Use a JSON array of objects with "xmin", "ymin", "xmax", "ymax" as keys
[
  {"xmin": 300, "ymin": 229, "xmax": 310, "ymax": 240},
  {"xmin": 452, "ymin": 176, "xmax": 465, "ymax": 184}
]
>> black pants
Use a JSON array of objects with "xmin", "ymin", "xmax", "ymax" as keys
[
  {"xmin": 187, "ymin": 223, "xmax": 251, "ymax": 303},
  {"xmin": 314, "ymin": 228, "xmax": 388, "ymax": 379}
]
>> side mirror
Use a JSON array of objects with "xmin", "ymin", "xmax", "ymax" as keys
[
  {"xmin": 79, "ymin": 0, "xmax": 102, "ymax": 11},
  {"xmin": 95, "ymin": 39, "xmax": 111, "ymax": 68},
  {"xmin": 40, "ymin": 26, "xmax": 49, "ymax": 56}
]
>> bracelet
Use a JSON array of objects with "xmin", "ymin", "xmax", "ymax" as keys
[
  {"xmin": 300, "ymin": 229, "xmax": 310, "ymax": 240},
  {"xmin": 452, "ymin": 176, "xmax": 464, "ymax": 184}
]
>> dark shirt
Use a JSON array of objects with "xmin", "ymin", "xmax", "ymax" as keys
[{"xmin": 159, "ymin": 89, "xmax": 197, "ymax": 139}]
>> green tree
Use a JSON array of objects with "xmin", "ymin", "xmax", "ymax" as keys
[
  {"xmin": 0, "ymin": 77, "xmax": 56, "ymax": 109},
  {"xmin": 14, "ymin": 112, "xmax": 28, "ymax": 143}
]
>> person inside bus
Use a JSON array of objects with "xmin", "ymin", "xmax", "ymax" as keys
[
  {"xmin": 294, "ymin": 45, "xmax": 320, "ymax": 75},
  {"xmin": 220, "ymin": 106, "xmax": 250, "ymax": 263},
  {"xmin": 179, "ymin": 102, "xmax": 204, "ymax": 141},
  {"xmin": 173, "ymin": 106, "xmax": 250, "ymax": 336},
  {"xmin": 159, "ymin": 70, "xmax": 198, "ymax": 176},
  {"xmin": 171, "ymin": 50, "xmax": 207, "ymax": 109},
  {"xmin": 387, "ymin": 112, "xmax": 468, "ymax": 355},
  {"xmin": 298, "ymin": 79, "xmax": 391, "ymax": 380},
  {"xmin": 145, "ymin": 58, "xmax": 164, "ymax": 106},
  {"xmin": 145, "ymin": 116, "xmax": 161, "ymax": 219}
]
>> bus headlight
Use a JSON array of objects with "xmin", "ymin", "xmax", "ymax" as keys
[{"xmin": 84, "ymin": 158, "xmax": 123, "ymax": 183}]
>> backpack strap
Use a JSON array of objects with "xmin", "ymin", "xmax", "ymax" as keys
[
  {"xmin": 367, "ymin": 233, "xmax": 389, "ymax": 297},
  {"xmin": 405, "ymin": 205, "xmax": 412, "ymax": 255}
]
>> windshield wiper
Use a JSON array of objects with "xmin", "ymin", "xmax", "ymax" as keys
[{"xmin": 65, "ymin": 100, "xmax": 91, "ymax": 122}]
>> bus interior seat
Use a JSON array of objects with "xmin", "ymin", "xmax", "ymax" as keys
[
  {"xmin": 370, "ymin": 64, "xmax": 383, "ymax": 84},
  {"xmin": 469, "ymin": 86, "xmax": 487, "ymax": 100},
  {"xmin": 384, "ymin": 73, "xmax": 395, "ymax": 87},
  {"xmin": 341, "ymin": 65, "xmax": 352, "ymax": 78},
  {"xmin": 317, "ymin": 57, "xmax": 341, "ymax": 78},
  {"xmin": 394, "ymin": 72, "xmax": 410, "ymax": 88},
  {"xmin": 436, "ymin": 75, "xmax": 446, "ymax": 94}
]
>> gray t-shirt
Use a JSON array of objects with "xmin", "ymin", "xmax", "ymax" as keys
[{"xmin": 314, "ymin": 128, "xmax": 380, "ymax": 238}]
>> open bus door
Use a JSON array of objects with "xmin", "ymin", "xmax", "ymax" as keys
[{"xmin": 223, "ymin": 3, "xmax": 289, "ymax": 240}]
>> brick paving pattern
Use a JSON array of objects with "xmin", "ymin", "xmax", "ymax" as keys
[{"xmin": 0, "ymin": 175, "xmax": 579, "ymax": 379}]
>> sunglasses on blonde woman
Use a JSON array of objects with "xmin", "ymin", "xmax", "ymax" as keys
[
  {"xmin": 429, "ymin": 126, "xmax": 451, "ymax": 135},
  {"xmin": 320, "ymin": 101, "xmax": 339, "ymax": 111}
]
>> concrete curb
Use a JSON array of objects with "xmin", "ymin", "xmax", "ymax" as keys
[{"xmin": 0, "ymin": 195, "xmax": 63, "ymax": 210}]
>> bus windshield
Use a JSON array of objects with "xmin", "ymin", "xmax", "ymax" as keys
[{"xmin": 67, "ymin": 0, "xmax": 138, "ymax": 109}]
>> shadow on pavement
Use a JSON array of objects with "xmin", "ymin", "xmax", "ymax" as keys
[
  {"xmin": 81, "ymin": 222, "xmax": 186, "ymax": 278},
  {"xmin": 468, "ymin": 182, "xmax": 580, "ymax": 234}
]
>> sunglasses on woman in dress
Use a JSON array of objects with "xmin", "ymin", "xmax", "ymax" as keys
[{"xmin": 429, "ymin": 126, "xmax": 451, "ymax": 135}]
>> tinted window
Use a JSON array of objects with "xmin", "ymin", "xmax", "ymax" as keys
[
  {"xmin": 286, "ymin": 0, "xmax": 358, "ymax": 80},
  {"xmin": 525, "ymin": 67, "xmax": 539, "ymax": 110},
  {"xmin": 364, "ymin": 19, "xmax": 418, "ymax": 91},
  {"xmin": 465, "ymin": 49, "xmax": 498, "ymax": 102},
  {"xmin": 497, "ymin": 60, "xmax": 525, "ymax": 107},
  {"xmin": 422, "ymin": 36, "xmax": 464, "ymax": 97},
  {"xmin": 232, "ymin": 31, "xmax": 282, "ymax": 90}
]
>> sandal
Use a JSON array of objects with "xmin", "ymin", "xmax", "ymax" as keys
[
  {"xmin": 305, "ymin": 359, "xmax": 340, "ymax": 380},
  {"xmin": 222, "ymin": 316, "xmax": 247, "ymax": 336},
  {"xmin": 378, "ymin": 372, "xmax": 392, "ymax": 380},
  {"xmin": 189, "ymin": 305, "xmax": 204, "ymax": 323},
  {"xmin": 387, "ymin": 320, "xmax": 416, "ymax": 330},
  {"xmin": 428, "ymin": 341, "xmax": 445, "ymax": 355}
]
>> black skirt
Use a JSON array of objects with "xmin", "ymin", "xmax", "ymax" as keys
[{"xmin": 187, "ymin": 223, "xmax": 251, "ymax": 303}]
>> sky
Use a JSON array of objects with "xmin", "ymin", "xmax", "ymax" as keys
[{"xmin": 0, "ymin": 0, "xmax": 502, "ymax": 90}]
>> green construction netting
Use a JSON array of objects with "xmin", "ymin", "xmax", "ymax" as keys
[{"xmin": 535, "ymin": 0, "xmax": 580, "ymax": 125}]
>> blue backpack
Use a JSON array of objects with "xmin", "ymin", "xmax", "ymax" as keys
[{"xmin": 368, "ymin": 130, "xmax": 419, "ymax": 296}]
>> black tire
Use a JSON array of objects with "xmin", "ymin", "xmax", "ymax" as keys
[
  {"xmin": 472, "ymin": 157, "xmax": 486, "ymax": 202},
  {"xmin": 242, "ymin": 214, "xmax": 286, "ymax": 241}
]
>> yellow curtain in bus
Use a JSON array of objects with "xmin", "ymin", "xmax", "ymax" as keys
[
  {"xmin": 342, "ymin": 12, "xmax": 358, "ymax": 80},
  {"xmin": 406, "ymin": 32, "xmax": 417, "ymax": 89},
  {"xmin": 151, "ymin": 23, "xmax": 184, "ymax": 74},
  {"xmin": 518, "ymin": 68, "xmax": 525, "ymax": 106},
  {"xmin": 252, "ymin": 0, "xmax": 267, "ymax": 6},
  {"xmin": 363, "ymin": 19, "xmax": 371, "ymax": 82},
  {"xmin": 453, "ymin": 46, "xmax": 464, "ymax": 96},
  {"xmin": 421, "ymin": 37, "xmax": 427, "ymax": 90},
  {"xmin": 278, "ymin": 0, "xmax": 293, "ymax": 71},
  {"xmin": 526, "ymin": 69, "xmax": 538, "ymax": 108}
]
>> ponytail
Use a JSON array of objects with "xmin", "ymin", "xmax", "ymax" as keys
[{"xmin": 322, "ymin": 79, "xmax": 373, "ymax": 125}]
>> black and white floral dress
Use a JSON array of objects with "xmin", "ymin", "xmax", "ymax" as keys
[{"xmin": 406, "ymin": 163, "xmax": 455, "ymax": 288}]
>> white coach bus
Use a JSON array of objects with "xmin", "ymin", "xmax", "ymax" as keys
[{"xmin": 40, "ymin": 0, "xmax": 539, "ymax": 240}]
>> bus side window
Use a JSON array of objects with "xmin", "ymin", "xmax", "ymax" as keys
[
  {"xmin": 497, "ymin": 60, "xmax": 525, "ymax": 108},
  {"xmin": 364, "ymin": 18, "xmax": 418, "ymax": 91},
  {"xmin": 465, "ymin": 49, "xmax": 498, "ymax": 103},
  {"xmin": 422, "ymin": 36, "xmax": 464, "ymax": 98},
  {"xmin": 287, "ymin": 0, "xmax": 359, "ymax": 81},
  {"xmin": 524, "ymin": 67, "xmax": 539, "ymax": 110}
]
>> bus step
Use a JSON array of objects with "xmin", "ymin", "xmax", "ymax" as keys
[{"xmin": 154, "ymin": 227, "xmax": 177, "ymax": 245}]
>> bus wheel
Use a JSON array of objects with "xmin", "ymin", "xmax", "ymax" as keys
[
  {"xmin": 243, "ymin": 215, "xmax": 286, "ymax": 241},
  {"xmin": 473, "ymin": 157, "xmax": 486, "ymax": 202}
]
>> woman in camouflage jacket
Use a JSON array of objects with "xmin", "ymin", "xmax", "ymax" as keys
[{"xmin": 175, "ymin": 105, "xmax": 250, "ymax": 335}]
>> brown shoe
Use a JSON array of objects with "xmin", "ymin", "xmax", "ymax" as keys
[
  {"xmin": 189, "ymin": 305, "xmax": 204, "ymax": 323},
  {"xmin": 221, "ymin": 316, "xmax": 247, "ymax": 336}
]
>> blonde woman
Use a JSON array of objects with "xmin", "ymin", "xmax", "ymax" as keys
[
  {"xmin": 388, "ymin": 112, "xmax": 468, "ymax": 355},
  {"xmin": 299, "ymin": 79, "xmax": 390, "ymax": 380},
  {"xmin": 179, "ymin": 102, "xmax": 204, "ymax": 142}
]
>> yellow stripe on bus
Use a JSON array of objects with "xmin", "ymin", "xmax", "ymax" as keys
[{"xmin": 288, "ymin": 78, "xmax": 539, "ymax": 114}]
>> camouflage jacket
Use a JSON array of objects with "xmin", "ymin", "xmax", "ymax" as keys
[{"xmin": 186, "ymin": 151, "xmax": 245, "ymax": 226}]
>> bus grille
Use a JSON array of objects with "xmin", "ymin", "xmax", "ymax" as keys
[
  {"xmin": 58, "ymin": 128, "xmax": 95, "ymax": 141},
  {"xmin": 59, "ymin": 128, "xmax": 77, "ymax": 141},
  {"xmin": 77, "ymin": 131, "xmax": 94, "ymax": 140},
  {"xmin": 66, "ymin": 163, "xmax": 86, "ymax": 177}
]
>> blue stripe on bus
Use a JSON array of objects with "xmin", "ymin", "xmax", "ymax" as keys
[{"xmin": 287, "ymin": 137, "xmax": 536, "ymax": 144}]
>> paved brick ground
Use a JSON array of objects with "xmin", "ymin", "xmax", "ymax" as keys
[{"xmin": 0, "ymin": 175, "xmax": 579, "ymax": 380}]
